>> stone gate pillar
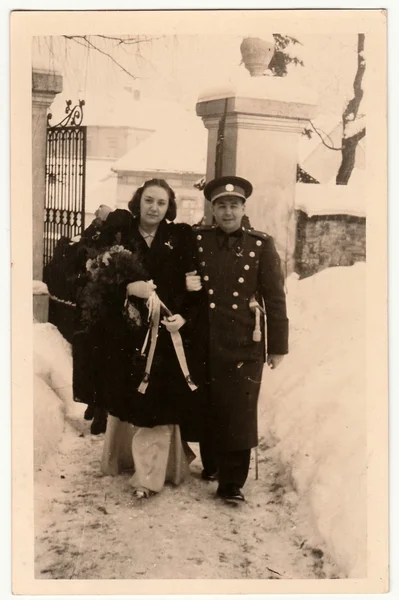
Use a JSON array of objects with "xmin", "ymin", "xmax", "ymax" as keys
[
  {"xmin": 32, "ymin": 68, "xmax": 62, "ymax": 321},
  {"xmin": 196, "ymin": 38, "xmax": 318, "ymax": 275}
]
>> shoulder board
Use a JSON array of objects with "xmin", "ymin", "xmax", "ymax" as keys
[
  {"xmin": 192, "ymin": 224, "xmax": 215, "ymax": 232},
  {"xmin": 246, "ymin": 228, "xmax": 270, "ymax": 240}
]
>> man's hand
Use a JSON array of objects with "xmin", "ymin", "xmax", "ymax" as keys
[
  {"xmin": 186, "ymin": 271, "xmax": 202, "ymax": 292},
  {"xmin": 267, "ymin": 354, "xmax": 285, "ymax": 370},
  {"xmin": 161, "ymin": 314, "xmax": 186, "ymax": 333}
]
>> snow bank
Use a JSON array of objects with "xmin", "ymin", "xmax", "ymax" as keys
[
  {"xmin": 34, "ymin": 375, "xmax": 65, "ymax": 471},
  {"xmin": 34, "ymin": 323, "xmax": 85, "ymax": 469},
  {"xmin": 259, "ymin": 263, "xmax": 366, "ymax": 578}
]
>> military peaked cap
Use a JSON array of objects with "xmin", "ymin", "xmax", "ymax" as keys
[{"xmin": 204, "ymin": 175, "xmax": 253, "ymax": 204}]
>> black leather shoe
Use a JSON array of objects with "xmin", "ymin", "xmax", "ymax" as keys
[
  {"xmin": 201, "ymin": 469, "xmax": 218, "ymax": 482},
  {"xmin": 84, "ymin": 405, "xmax": 95, "ymax": 421},
  {"xmin": 217, "ymin": 486, "xmax": 246, "ymax": 504}
]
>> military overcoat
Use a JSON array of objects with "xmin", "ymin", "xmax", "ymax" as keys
[{"xmin": 193, "ymin": 224, "xmax": 289, "ymax": 451}]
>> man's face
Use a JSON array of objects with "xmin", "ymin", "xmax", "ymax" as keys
[{"xmin": 212, "ymin": 197, "xmax": 245, "ymax": 234}]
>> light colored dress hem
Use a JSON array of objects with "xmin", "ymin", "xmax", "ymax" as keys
[{"xmin": 100, "ymin": 415, "xmax": 195, "ymax": 493}]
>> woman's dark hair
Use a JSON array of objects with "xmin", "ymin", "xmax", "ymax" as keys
[{"xmin": 128, "ymin": 179, "xmax": 177, "ymax": 222}]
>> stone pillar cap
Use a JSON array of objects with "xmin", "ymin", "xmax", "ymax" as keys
[{"xmin": 198, "ymin": 68, "xmax": 318, "ymax": 107}]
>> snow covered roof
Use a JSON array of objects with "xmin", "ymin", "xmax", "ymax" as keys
[{"xmin": 112, "ymin": 109, "xmax": 207, "ymax": 174}]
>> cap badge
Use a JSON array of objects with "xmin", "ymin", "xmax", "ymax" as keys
[{"xmin": 225, "ymin": 184, "xmax": 235, "ymax": 192}]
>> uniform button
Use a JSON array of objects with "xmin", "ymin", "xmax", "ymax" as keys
[
  {"xmin": 238, "ymin": 277, "xmax": 244, "ymax": 283},
  {"xmin": 198, "ymin": 247, "xmax": 203, "ymax": 252},
  {"xmin": 232, "ymin": 304, "xmax": 238, "ymax": 310},
  {"xmin": 197, "ymin": 234, "xmax": 202, "ymax": 241},
  {"xmin": 233, "ymin": 291, "xmax": 239, "ymax": 297},
  {"xmin": 256, "ymin": 240, "xmax": 262, "ymax": 247},
  {"xmin": 249, "ymin": 251, "xmax": 255, "ymax": 257},
  {"xmin": 201, "ymin": 261, "xmax": 206, "ymax": 266},
  {"xmin": 244, "ymin": 264, "xmax": 250, "ymax": 270},
  {"xmin": 210, "ymin": 302, "xmax": 216, "ymax": 309},
  {"xmin": 204, "ymin": 275, "xmax": 209, "ymax": 281},
  {"xmin": 209, "ymin": 289, "xmax": 214, "ymax": 295}
]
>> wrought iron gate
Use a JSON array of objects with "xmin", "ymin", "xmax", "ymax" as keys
[
  {"xmin": 43, "ymin": 100, "xmax": 87, "ymax": 342},
  {"xmin": 44, "ymin": 99, "xmax": 87, "ymax": 267}
]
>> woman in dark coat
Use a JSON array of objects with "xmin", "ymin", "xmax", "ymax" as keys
[{"xmin": 74, "ymin": 179, "xmax": 207, "ymax": 499}]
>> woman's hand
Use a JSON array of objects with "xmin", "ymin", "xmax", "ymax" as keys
[
  {"xmin": 127, "ymin": 280, "xmax": 157, "ymax": 299},
  {"xmin": 161, "ymin": 314, "xmax": 186, "ymax": 333},
  {"xmin": 186, "ymin": 271, "xmax": 202, "ymax": 292}
]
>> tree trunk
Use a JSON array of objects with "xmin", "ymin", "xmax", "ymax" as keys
[
  {"xmin": 336, "ymin": 128, "xmax": 366, "ymax": 185},
  {"xmin": 336, "ymin": 34, "xmax": 366, "ymax": 185}
]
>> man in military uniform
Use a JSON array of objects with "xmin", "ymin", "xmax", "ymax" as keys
[{"xmin": 187, "ymin": 175, "xmax": 289, "ymax": 504}]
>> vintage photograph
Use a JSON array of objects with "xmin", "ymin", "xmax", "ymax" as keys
[{"xmin": 11, "ymin": 8, "xmax": 388, "ymax": 595}]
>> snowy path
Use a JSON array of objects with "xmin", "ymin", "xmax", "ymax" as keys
[{"xmin": 34, "ymin": 418, "xmax": 339, "ymax": 580}]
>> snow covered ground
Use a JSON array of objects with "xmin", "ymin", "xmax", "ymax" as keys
[{"xmin": 33, "ymin": 262, "xmax": 366, "ymax": 578}]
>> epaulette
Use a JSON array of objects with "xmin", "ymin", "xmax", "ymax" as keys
[
  {"xmin": 246, "ymin": 228, "xmax": 270, "ymax": 240},
  {"xmin": 192, "ymin": 223, "xmax": 215, "ymax": 232}
]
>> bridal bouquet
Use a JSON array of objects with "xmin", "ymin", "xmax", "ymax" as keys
[{"xmin": 78, "ymin": 245, "xmax": 147, "ymax": 330}]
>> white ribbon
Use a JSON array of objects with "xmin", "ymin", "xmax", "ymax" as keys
[{"xmin": 138, "ymin": 291, "xmax": 197, "ymax": 394}]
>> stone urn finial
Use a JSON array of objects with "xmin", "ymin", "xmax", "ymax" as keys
[{"xmin": 240, "ymin": 36, "xmax": 275, "ymax": 77}]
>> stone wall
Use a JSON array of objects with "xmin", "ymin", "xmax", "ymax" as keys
[{"xmin": 294, "ymin": 210, "xmax": 366, "ymax": 279}]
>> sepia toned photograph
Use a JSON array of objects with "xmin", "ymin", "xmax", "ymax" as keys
[{"xmin": 11, "ymin": 8, "xmax": 388, "ymax": 596}]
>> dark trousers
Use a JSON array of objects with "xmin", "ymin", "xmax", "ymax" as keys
[{"xmin": 200, "ymin": 440, "xmax": 251, "ymax": 490}]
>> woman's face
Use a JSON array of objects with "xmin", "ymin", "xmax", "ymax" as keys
[{"xmin": 139, "ymin": 185, "xmax": 169, "ymax": 229}]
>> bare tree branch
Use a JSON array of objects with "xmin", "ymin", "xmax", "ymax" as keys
[
  {"xmin": 62, "ymin": 34, "xmax": 161, "ymax": 80},
  {"xmin": 308, "ymin": 120, "xmax": 342, "ymax": 152},
  {"xmin": 93, "ymin": 34, "xmax": 163, "ymax": 45}
]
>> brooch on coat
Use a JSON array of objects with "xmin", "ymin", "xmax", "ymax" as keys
[{"xmin": 165, "ymin": 240, "xmax": 174, "ymax": 250}]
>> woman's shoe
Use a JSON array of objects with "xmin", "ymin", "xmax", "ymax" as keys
[{"xmin": 133, "ymin": 487, "xmax": 155, "ymax": 499}]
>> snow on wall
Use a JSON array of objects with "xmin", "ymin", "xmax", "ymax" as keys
[
  {"xmin": 33, "ymin": 280, "xmax": 49, "ymax": 296},
  {"xmin": 259, "ymin": 262, "xmax": 366, "ymax": 578},
  {"xmin": 295, "ymin": 180, "xmax": 366, "ymax": 218}
]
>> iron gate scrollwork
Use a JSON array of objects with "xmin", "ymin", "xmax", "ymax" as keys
[{"xmin": 44, "ymin": 99, "xmax": 87, "ymax": 267}]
